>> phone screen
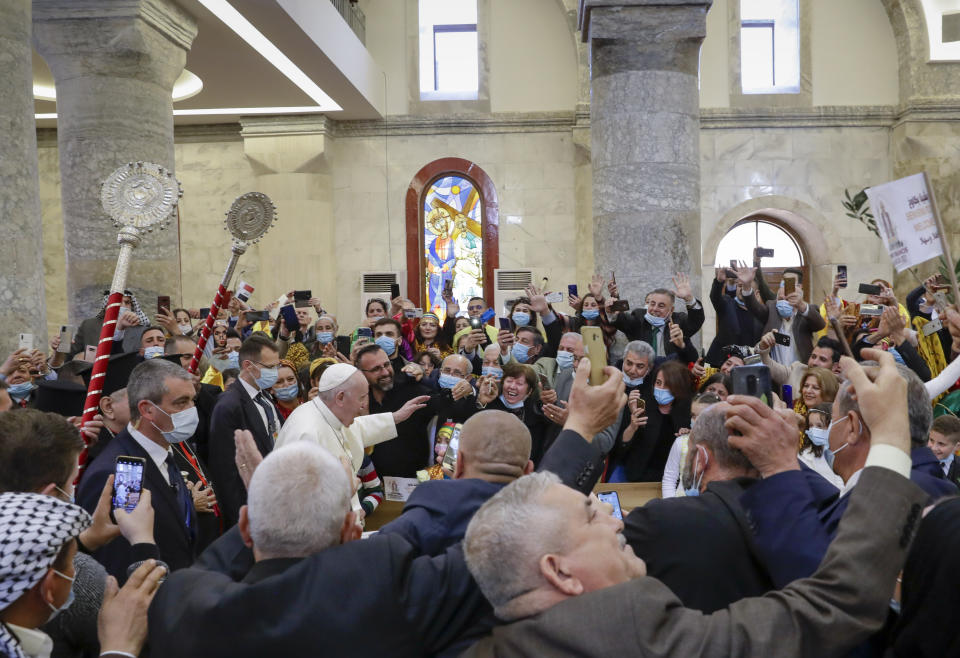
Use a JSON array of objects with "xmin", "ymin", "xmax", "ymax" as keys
[
  {"xmin": 357, "ymin": 327, "xmax": 373, "ymax": 338},
  {"xmin": 198, "ymin": 308, "xmax": 210, "ymax": 319},
  {"xmin": 837, "ymin": 265, "xmax": 848, "ymax": 288},
  {"xmin": 112, "ymin": 456, "xmax": 146, "ymax": 513},
  {"xmin": 596, "ymin": 491, "xmax": 623, "ymax": 521},
  {"xmin": 157, "ymin": 295, "xmax": 171, "ymax": 315},
  {"xmin": 499, "ymin": 317, "xmax": 511, "ymax": 331},
  {"xmin": 280, "ymin": 304, "xmax": 300, "ymax": 329},
  {"xmin": 568, "ymin": 284, "xmax": 578, "ymax": 297}
]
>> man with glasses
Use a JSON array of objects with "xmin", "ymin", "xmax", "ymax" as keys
[
  {"xmin": 453, "ymin": 296, "xmax": 498, "ymax": 354},
  {"xmin": 208, "ymin": 335, "xmax": 284, "ymax": 529}
]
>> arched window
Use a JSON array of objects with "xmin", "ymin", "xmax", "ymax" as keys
[
  {"xmin": 715, "ymin": 217, "xmax": 809, "ymax": 298},
  {"xmin": 405, "ymin": 158, "xmax": 499, "ymax": 321}
]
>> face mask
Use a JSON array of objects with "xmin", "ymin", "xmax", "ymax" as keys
[
  {"xmin": 375, "ymin": 336, "xmax": 397, "ymax": 357},
  {"xmin": 685, "ymin": 447, "xmax": 708, "ymax": 497},
  {"xmin": 653, "ymin": 386, "xmax": 675, "ymax": 406},
  {"xmin": 623, "ymin": 373, "xmax": 645, "ymax": 387},
  {"xmin": 645, "ymin": 312, "xmax": 666, "ymax": 327},
  {"xmin": 6, "ymin": 381, "xmax": 34, "ymax": 398},
  {"xmin": 725, "ymin": 283, "xmax": 738, "ymax": 293},
  {"xmin": 227, "ymin": 351, "xmax": 240, "ymax": 370},
  {"xmin": 149, "ymin": 403, "xmax": 199, "ymax": 444},
  {"xmin": 512, "ymin": 312, "xmax": 531, "ymax": 327},
  {"xmin": 499, "ymin": 394, "xmax": 525, "ymax": 410},
  {"xmin": 438, "ymin": 373, "xmax": 461, "ymax": 390},
  {"xmin": 823, "ymin": 416, "xmax": 851, "ymax": 469},
  {"xmin": 776, "ymin": 300, "xmax": 794, "ymax": 319},
  {"xmin": 582, "ymin": 309, "xmax": 600, "ymax": 321},
  {"xmin": 555, "ymin": 350, "xmax": 575, "ymax": 370},
  {"xmin": 178, "ymin": 323, "xmax": 192, "ymax": 334},
  {"xmin": 511, "ymin": 342, "xmax": 531, "ymax": 363},
  {"xmin": 254, "ymin": 365, "xmax": 279, "ymax": 390},
  {"xmin": 274, "ymin": 384, "xmax": 299, "ymax": 401},
  {"xmin": 54, "ymin": 485, "xmax": 75, "ymax": 505},
  {"xmin": 805, "ymin": 427, "xmax": 830, "ymax": 447},
  {"xmin": 317, "ymin": 331, "xmax": 335, "ymax": 344},
  {"xmin": 888, "ymin": 348, "xmax": 906, "ymax": 366},
  {"xmin": 45, "ymin": 569, "xmax": 76, "ymax": 622},
  {"xmin": 143, "ymin": 345, "xmax": 164, "ymax": 360},
  {"xmin": 482, "ymin": 366, "xmax": 502, "ymax": 380}
]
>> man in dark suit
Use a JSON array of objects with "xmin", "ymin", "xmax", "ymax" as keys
[
  {"xmin": 461, "ymin": 351, "xmax": 927, "ymax": 656},
  {"xmin": 69, "ymin": 291, "xmax": 149, "ymax": 359},
  {"xmin": 705, "ymin": 268, "xmax": 763, "ymax": 366},
  {"xmin": 164, "ymin": 335, "xmax": 221, "ymax": 464},
  {"xmin": 740, "ymin": 357, "xmax": 957, "ymax": 589},
  {"xmin": 607, "ymin": 277, "xmax": 704, "ymax": 363},
  {"xmin": 208, "ymin": 335, "xmax": 282, "ymax": 529},
  {"xmin": 77, "ymin": 359, "xmax": 198, "ymax": 581}
]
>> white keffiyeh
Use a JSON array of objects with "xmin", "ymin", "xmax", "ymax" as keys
[{"xmin": 0, "ymin": 493, "xmax": 91, "ymax": 658}]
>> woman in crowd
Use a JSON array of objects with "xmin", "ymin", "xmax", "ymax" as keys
[
  {"xmin": 411, "ymin": 312, "xmax": 454, "ymax": 360},
  {"xmin": 698, "ymin": 372, "xmax": 731, "ymax": 401},
  {"xmin": 415, "ymin": 350, "xmax": 441, "ymax": 379},
  {"xmin": 271, "ymin": 359, "xmax": 303, "ymax": 420},
  {"xmin": 173, "ymin": 308, "xmax": 194, "ymax": 336},
  {"xmin": 798, "ymin": 403, "xmax": 843, "ymax": 489},
  {"xmin": 454, "ymin": 316, "xmax": 470, "ymax": 335},
  {"xmin": 365, "ymin": 298, "xmax": 389, "ymax": 327},
  {"xmin": 796, "ymin": 366, "xmax": 839, "ymax": 415},
  {"xmin": 477, "ymin": 362, "xmax": 549, "ymax": 463},
  {"xmin": 661, "ymin": 391, "xmax": 721, "ymax": 497}
]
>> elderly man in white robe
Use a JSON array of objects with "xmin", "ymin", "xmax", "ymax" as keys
[{"xmin": 275, "ymin": 363, "xmax": 428, "ymax": 512}]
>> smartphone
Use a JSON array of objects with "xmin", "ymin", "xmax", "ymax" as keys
[
  {"xmin": 17, "ymin": 333, "xmax": 34, "ymax": 351},
  {"xmin": 783, "ymin": 277, "xmax": 796, "ymax": 296},
  {"xmin": 724, "ymin": 269, "xmax": 738, "ymax": 279},
  {"xmin": 568, "ymin": 284, "xmax": 578, "ymax": 297},
  {"xmin": 773, "ymin": 331, "xmax": 792, "ymax": 347},
  {"xmin": 596, "ymin": 491, "xmax": 623, "ymax": 521},
  {"xmin": 245, "ymin": 310, "xmax": 269, "ymax": 322},
  {"xmin": 357, "ymin": 327, "xmax": 373, "ymax": 339},
  {"xmin": 470, "ymin": 317, "xmax": 483, "ymax": 331},
  {"xmin": 198, "ymin": 308, "xmax": 210, "ymax": 319},
  {"xmin": 610, "ymin": 300, "xmax": 630, "ymax": 312},
  {"xmin": 480, "ymin": 308, "xmax": 496, "ymax": 323},
  {"xmin": 837, "ymin": 265, "xmax": 848, "ymax": 288},
  {"xmin": 404, "ymin": 308, "xmax": 418, "ymax": 318},
  {"xmin": 581, "ymin": 326, "xmax": 608, "ymax": 384},
  {"xmin": 858, "ymin": 283, "xmax": 882, "ymax": 296},
  {"xmin": 499, "ymin": 317, "xmax": 511, "ymax": 331},
  {"xmin": 112, "ymin": 456, "xmax": 146, "ymax": 513},
  {"xmin": 744, "ymin": 354, "xmax": 762, "ymax": 365},
  {"xmin": 635, "ymin": 398, "xmax": 645, "ymax": 413},
  {"xmin": 731, "ymin": 364, "xmax": 773, "ymax": 407},
  {"xmin": 293, "ymin": 290, "xmax": 312, "ymax": 308},
  {"xmin": 545, "ymin": 291, "xmax": 563, "ymax": 304},
  {"xmin": 610, "ymin": 271, "xmax": 616, "ymax": 284},
  {"xmin": 280, "ymin": 304, "xmax": 300, "ymax": 329},
  {"xmin": 84, "ymin": 345, "xmax": 97, "ymax": 362},
  {"xmin": 755, "ymin": 247, "xmax": 775, "ymax": 259},
  {"xmin": 782, "ymin": 384, "xmax": 793, "ymax": 409},
  {"xmin": 442, "ymin": 279, "xmax": 452, "ymax": 296},
  {"xmin": 923, "ymin": 318, "xmax": 944, "ymax": 336},
  {"xmin": 57, "ymin": 325, "xmax": 73, "ymax": 353},
  {"xmin": 859, "ymin": 303, "xmax": 883, "ymax": 317},
  {"xmin": 729, "ymin": 259, "xmax": 738, "ymax": 269},
  {"xmin": 157, "ymin": 295, "xmax": 171, "ymax": 315},
  {"xmin": 440, "ymin": 424, "xmax": 463, "ymax": 473}
]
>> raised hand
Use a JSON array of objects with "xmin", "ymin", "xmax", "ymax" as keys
[
  {"xmin": 477, "ymin": 374, "xmax": 499, "ymax": 405},
  {"xmin": 589, "ymin": 274, "xmax": 605, "ymax": 299},
  {"xmin": 672, "ymin": 273, "xmax": 694, "ymax": 303},
  {"xmin": 524, "ymin": 284, "xmax": 549, "ymax": 314},
  {"xmin": 735, "ymin": 264, "xmax": 757, "ymax": 288},
  {"xmin": 668, "ymin": 321, "xmax": 684, "ymax": 348},
  {"xmin": 543, "ymin": 400, "xmax": 568, "ymax": 426}
]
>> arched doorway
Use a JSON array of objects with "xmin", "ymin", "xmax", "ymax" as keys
[{"xmin": 714, "ymin": 216, "xmax": 809, "ymax": 300}]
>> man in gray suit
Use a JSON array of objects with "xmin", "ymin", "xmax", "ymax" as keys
[{"xmin": 463, "ymin": 348, "xmax": 926, "ymax": 657}]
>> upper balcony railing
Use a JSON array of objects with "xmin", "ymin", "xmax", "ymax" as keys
[{"xmin": 330, "ymin": 0, "xmax": 366, "ymax": 44}]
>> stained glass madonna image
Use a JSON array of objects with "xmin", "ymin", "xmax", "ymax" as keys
[{"xmin": 422, "ymin": 175, "xmax": 483, "ymax": 321}]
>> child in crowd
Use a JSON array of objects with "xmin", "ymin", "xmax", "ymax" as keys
[
  {"xmin": 928, "ymin": 414, "xmax": 960, "ymax": 486},
  {"xmin": 798, "ymin": 403, "xmax": 843, "ymax": 489},
  {"xmin": 661, "ymin": 392, "xmax": 720, "ymax": 498}
]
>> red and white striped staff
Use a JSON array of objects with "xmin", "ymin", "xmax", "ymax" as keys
[{"xmin": 188, "ymin": 192, "xmax": 276, "ymax": 374}]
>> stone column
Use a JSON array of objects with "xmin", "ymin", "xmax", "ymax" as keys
[
  {"xmin": 33, "ymin": 0, "xmax": 197, "ymax": 323},
  {"xmin": 240, "ymin": 116, "xmax": 336, "ymax": 311},
  {"xmin": 579, "ymin": 0, "xmax": 711, "ymax": 303},
  {"xmin": 0, "ymin": 0, "xmax": 47, "ymax": 355}
]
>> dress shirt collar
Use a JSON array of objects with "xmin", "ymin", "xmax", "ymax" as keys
[
  {"xmin": 839, "ymin": 467, "xmax": 863, "ymax": 498},
  {"xmin": 240, "ymin": 376, "xmax": 261, "ymax": 399},
  {"xmin": 942, "ymin": 452, "xmax": 955, "ymax": 475},
  {"xmin": 127, "ymin": 422, "xmax": 172, "ymax": 481}
]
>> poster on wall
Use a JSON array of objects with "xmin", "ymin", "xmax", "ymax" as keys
[{"xmin": 865, "ymin": 172, "xmax": 943, "ymax": 272}]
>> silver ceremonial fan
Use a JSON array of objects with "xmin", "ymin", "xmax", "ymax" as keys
[
  {"xmin": 224, "ymin": 192, "xmax": 276, "ymax": 245},
  {"xmin": 99, "ymin": 161, "xmax": 182, "ymax": 230}
]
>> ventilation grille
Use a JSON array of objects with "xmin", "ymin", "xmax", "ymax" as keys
[
  {"xmin": 495, "ymin": 269, "xmax": 533, "ymax": 291},
  {"xmin": 361, "ymin": 272, "xmax": 399, "ymax": 293}
]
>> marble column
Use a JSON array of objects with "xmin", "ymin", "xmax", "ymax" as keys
[
  {"xmin": 240, "ymin": 116, "xmax": 336, "ymax": 310},
  {"xmin": 33, "ymin": 0, "xmax": 197, "ymax": 323},
  {"xmin": 578, "ymin": 0, "xmax": 711, "ymax": 304},
  {"xmin": 0, "ymin": 0, "xmax": 47, "ymax": 355}
]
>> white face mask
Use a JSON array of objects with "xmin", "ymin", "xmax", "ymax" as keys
[{"xmin": 149, "ymin": 402, "xmax": 199, "ymax": 444}]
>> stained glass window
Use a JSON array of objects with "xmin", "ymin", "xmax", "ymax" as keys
[{"xmin": 422, "ymin": 175, "xmax": 483, "ymax": 322}]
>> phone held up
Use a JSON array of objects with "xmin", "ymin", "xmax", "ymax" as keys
[
  {"xmin": 596, "ymin": 491, "xmax": 623, "ymax": 521},
  {"xmin": 581, "ymin": 326, "xmax": 607, "ymax": 385},
  {"xmin": 730, "ymin": 364, "xmax": 773, "ymax": 408},
  {"xmin": 836, "ymin": 265, "xmax": 847, "ymax": 288},
  {"xmin": 112, "ymin": 456, "xmax": 146, "ymax": 514},
  {"xmin": 157, "ymin": 295, "xmax": 171, "ymax": 315}
]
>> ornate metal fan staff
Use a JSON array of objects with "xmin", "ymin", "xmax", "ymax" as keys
[
  {"xmin": 80, "ymin": 162, "xmax": 182, "ymax": 468},
  {"xmin": 187, "ymin": 193, "xmax": 276, "ymax": 374}
]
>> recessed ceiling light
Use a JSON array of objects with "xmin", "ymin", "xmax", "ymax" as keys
[
  {"xmin": 34, "ymin": 69, "xmax": 204, "ymax": 102},
  {"xmin": 197, "ymin": 0, "xmax": 341, "ymax": 110}
]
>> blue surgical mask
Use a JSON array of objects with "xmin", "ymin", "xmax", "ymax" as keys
[
  {"xmin": 645, "ymin": 312, "xmax": 666, "ymax": 327},
  {"xmin": 888, "ymin": 348, "xmax": 906, "ymax": 366},
  {"xmin": 274, "ymin": 384, "xmax": 300, "ymax": 401},
  {"xmin": 823, "ymin": 416, "xmax": 851, "ymax": 469},
  {"xmin": 684, "ymin": 447, "xmax": 707, "ymax": 497},
  {"xmin": 375, "ymin": 336, "xmax": 397, "ymax": 356},
  {"xmin": 6, "ymin": 381, "xmax": 34, "ymax": 398},
  {"xmin": 227, "ymin": 351, "xmax": 240, "ymax": 370},
  {"xmin": 725, "ymin": 283, "xmax": 738, "ymax": 293},
  {"xmin": 45, "ymin": 569, "xmax": 76, "ymax": 622},
  {"xmin": 54, "ymin": 485, "xmax": 75, "ymax": 505},
  {"xmin": 482, "ymin": 366, "xmax": 502, "ymax": 379},
  {"xmin": 255, "ymin": 365, "xmax": 279, "ymax": 390},
  {"xmin": 555, "ymin": 350, "xmax": 575, "ymax": 370},
  {"xmin": 582, "ymin": 309, "xmax": 600, "ymax": 321},
  {"xmin": 512, "ymin": 312, "xmax": 531, "ymax": 327},
  {"xmin": 623, "ymin": 373, "xmax": 645, "ymax": 387},
  {"xmin": 776, "ymin": 300, "xmax": 794, "ymax": 318},
  {"xmin": 499, "ymin": 394, "xmax": 525, "ymax": 410},
  {"xmin": 317, "ymin": 331, "xmax": 335, "ymax": 344},
  {"xmin": 653, "ymin": 386, "xmax": 674, "ymax": 406},
  {"xmin": 511, "ymin": 342, "xmax": 531, "ymax": 363},
  {"xmin": 805, "ymin": 427, "xmax": 830, "ymax": 447},
  {"xmin": 143, "ymin": 345, "xmax": 164, "ymax": 360},
  {"xmin": 149, "ymin": 403, "xmax": 200, "ymax": 444},
  {"xmin": 438, "ymin": 373, "xmax": 461, "ymax": 389}
]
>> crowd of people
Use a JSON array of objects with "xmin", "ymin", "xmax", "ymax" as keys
[{"xmin": 1, "ymin": 250, "xmax": 959, "ymax": 657}]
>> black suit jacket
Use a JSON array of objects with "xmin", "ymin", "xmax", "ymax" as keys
[
  {"xmin": 76, "ymin": 429, "xmax": 194, "ymax": 581},
  {"xmin": 191, "ymin": 382, "xmax": 221, "ymax": 465},
  {"xmin": 706, "ymin": 279, "xmax": 763, "ymax": 366},
  {"xmin": 208, "ymin": 380, "xmax": 278, "ymax": 528},
  {"xmin": 612, "ymin": 306, "xmax": 702, "ymax": 362}
]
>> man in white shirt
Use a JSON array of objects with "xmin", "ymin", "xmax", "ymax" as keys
[{"xmin": 276, "ymin": 363, "xmax": 428, "ymax": 513}]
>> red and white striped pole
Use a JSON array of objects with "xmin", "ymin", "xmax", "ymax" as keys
[{"xmin": 188, "ymin": 244, "xmax": 245, "ymax": 374}]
